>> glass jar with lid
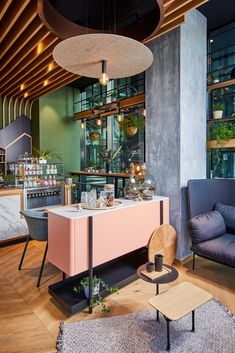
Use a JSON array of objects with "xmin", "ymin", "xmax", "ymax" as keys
[
  {"xmin": 103, "ymin": 184, "xmax": 115, "ymax": 207},
  {"xmin": 124, "ymin": 176, "xmax": 140, "ymax": 200}
]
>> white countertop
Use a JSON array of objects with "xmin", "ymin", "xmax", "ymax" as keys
[{"xmin": 47, "ymin": 196, "xmax": 168, "ymax": 220}]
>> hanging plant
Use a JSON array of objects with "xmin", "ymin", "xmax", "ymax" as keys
[
  {"xmin": 89, "ymin": 131, "xmax": 100, "ymax": 141},
  {"xmin": 119, "ymin": 114, "xmax": 145, "ymax": 136}
]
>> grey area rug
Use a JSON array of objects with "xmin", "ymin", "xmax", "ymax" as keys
[{"xmin": 57, "ymin": 300, "xmax": 234, "ymax": 353}]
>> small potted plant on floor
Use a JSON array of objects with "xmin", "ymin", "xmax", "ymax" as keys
[
  {"xmin": 213, "ymin": 103, "xmax": 225, "ymax": 119},
  {"xmin": 74, "ymin": 275, "xmax": 118, "ymax": 313}
]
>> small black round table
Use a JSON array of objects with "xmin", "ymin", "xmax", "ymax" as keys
[{"xmin": 137, "ymin": 264, "xmax": 179, "ymax": 320}]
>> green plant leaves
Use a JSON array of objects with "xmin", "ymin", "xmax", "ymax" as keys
[
  {"xmin": 208, "ymin": 122, "xmax": 235, "ymax": 146},
  {"xmin": 99, "ymin": 146, "xmax": 122, "ymax": 163},
  {"xmin": 119, "ymin": 114, "xmax": 145, "ymax": 134},
  {"xmin": 73, "ymin": 275, "xmax": 118, "ymax": 314},
  {"xmin": 32, "ymin": 147, "xmax": 62, "ymax": 161}
]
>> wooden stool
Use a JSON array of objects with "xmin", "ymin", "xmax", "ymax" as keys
[{"xmin": 149, "ymin": 282, "xmax": 213, "ymax": 350}]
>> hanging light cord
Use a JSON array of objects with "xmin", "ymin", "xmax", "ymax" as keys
[{"xmin": 114, "ymin": 0, "xmax": 116, "ymax": 34}]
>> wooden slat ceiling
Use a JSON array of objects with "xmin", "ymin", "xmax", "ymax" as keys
[{"xmin": 0, "ymin": 0, "xmax": 208, "ymax": 127}]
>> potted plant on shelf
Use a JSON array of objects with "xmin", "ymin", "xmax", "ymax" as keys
[
  {"xmin": 108, "ymin": 91, "xmax": 118, "ymax": 102},
  {"xmin": 213, "ymin": 103, "xmax": 225, "ymax": 119},
  {"xmin": 93, "ymin": 96, "xmax": 105, "ymax": 107},
  {"xmin": 32, "ymin": 147, "xmax": 62, "ymax": 163},
  {"xmin": 74, "ymin": 275, "xmax": 118, "ymax": 314},
  {"xmin": 208, "ymin": 122, "xmax": 235, "ymax": 147},
  {"xmin": 119, "ymin": 113, "xmax": 145, "ymax": 136}
]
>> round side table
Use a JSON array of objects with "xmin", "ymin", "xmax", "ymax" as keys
[{"xmin": 137, "ymin": 263, "xmax": 179, "ymax": 320}]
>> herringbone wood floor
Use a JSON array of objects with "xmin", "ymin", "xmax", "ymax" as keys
[{"xmin": 0, "ymin": 241, "xmax": 234, "ymax": 353}]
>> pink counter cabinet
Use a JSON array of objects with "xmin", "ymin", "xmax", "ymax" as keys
[{"xmin": 48, "ymin": 196, "xmax": 169, "ymax": 276}]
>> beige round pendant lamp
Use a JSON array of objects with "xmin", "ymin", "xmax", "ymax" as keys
[{"xmin": 53, "ymin": 33, "xmax": 154, "ymax": 83}]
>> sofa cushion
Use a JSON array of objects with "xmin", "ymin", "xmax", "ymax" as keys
[
  {"xmin": 189, "ymin": 211, "xmax": 226, "ymax": 245},
  {"xmin": 214, "ymin": 202, "xmax": 235, "ymax": 234},
  {"xmin": 192, "ymin": 233, "xmax": 235, "ymax": 267}
]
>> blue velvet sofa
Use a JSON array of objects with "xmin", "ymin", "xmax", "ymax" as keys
[{"xmin": 187, "ymin": 179, "xmax": 235, "ymax": 268}]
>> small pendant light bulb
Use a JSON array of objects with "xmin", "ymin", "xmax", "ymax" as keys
[
  {"xmin": 96, "ymin": 118, "xmax": 102, "ymax": 126},
  {"xmin": 81, "ymin": 119, "xmax": 85, "ymax": 129},
  {"xmin": 99, "ymin": 60, "xmax": 109, "ymax": 86}
]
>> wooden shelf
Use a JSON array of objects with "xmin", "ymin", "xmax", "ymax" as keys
[
  {"xmin": 73, "ymin": 94, "xmax": 145, "ymax": 121},
  {"xmin": 71, "ymin": 171, "xmax": 130, "ymax": 178},
  {"xmin": 208, "ymin": 78, "xmax": 235, "ymax": 92},
  {"xmin": 207, "ymin": 138, "xmax": 235, "ymax": 149},
  {"xmin": 207, "ymin": 117, "xmax": 235, "ymax": 125}
]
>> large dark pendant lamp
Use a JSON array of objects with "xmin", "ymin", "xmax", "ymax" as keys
[{"xmin": 39, "ymin": 0, "xmax": 164, "ymax": 81}]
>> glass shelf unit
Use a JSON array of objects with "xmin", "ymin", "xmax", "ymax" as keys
[
  {"xmin": 80, "ymin": 103, "xmax": 145, "ymax": 173},
  {"xmin": 11, "ymin": 163, "xmax": 64, "ymax": 188},
  {"xmin": 208, "ymin": 22, "xmax": 235, "ymax": 86},
  {"xmin": 209, "ymin": 148, "xmax": 235, "ymax": 178},
  {"xmin": 0, "ymin": 148, "xmax": 6, "ymax": 181},
  {"xmin": 74, "ymin": 73, "xmax": 144, "ymax": 114},
  {"xmin": 209, "ymin": 83, "xmax": 235, "ymax": 119},
  {"xmin": 207, "ymin": 84, "xmax": 235, "ymax": 178}
]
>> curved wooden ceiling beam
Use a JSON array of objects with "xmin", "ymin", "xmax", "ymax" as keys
[
  {"xmin": 0, "ymin": 0, "xmax": 13, "ymax": 19},
  {"xmin": 24, "ymin": 100, "xmax": 30, "ymax": 116},
  {"xmin": 37, "ymin": 0, "xmax": 165, "ymax": 42},
  {"xmin": 0, "ymin": 1, "xmax": 38, "ymax": 59},
  {"xmin": 0, "ymin": 55, "xmax": 58, "ymax": 96},
  {"xmin": 0, "ymin": 0, "xmax": 31, "ymax": 42},
  {"xmin": 10, "ymin": 67, "xmax": 64, "ymax": 100},
  {"xmin": 163, "ymin": 0, "xmax": 175, "ymax": 5},
  {"xmin": 0, "ymin": 19, "xmax": 46, "ymax": 74},
  {"xmin": 29, "ymin": 73, "xmax": 78, "ymax": 102},
  {"xmin": 0, "ymin": 33, "xmax": 57, "ymax": 92},
  {"xmin": 162, "ymin": 0, "xmax": 208, "ymax": 27},
  {"xmin": 17, "ymin": 70, "xmax": 73, "ymax": 101},
  {"xmin": 165, "ymin": 0, "xmax": 192, "ymax": 15},
  {"xmin": 153, "ymin": 15, "xmax": 185, "ymax": 38}
]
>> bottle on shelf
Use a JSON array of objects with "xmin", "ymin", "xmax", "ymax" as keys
[
  {"xmin": 32, "ymin": 165, "xmax": 36, "ymax": 175},
  {"xmin": 44, "ymin": 176, "xmax": 48, "ymax": 186},
  {"xmin": 48, "ymin": 175, "xmax": 53, "ymax": 186},
  {"xmin": 32, "ymin": 176, "xmax": 37, "ymax": 188},
  {"xmin": 53, "ymin": 175, "xmax": 57, "ymax": 186},
  {"xmin": 28, "ymin": 177, "xmax": 33, "ymax": 188},
  {"xmin": 24, "ymin": 177, "xmax": 28, "ymax": 188}
]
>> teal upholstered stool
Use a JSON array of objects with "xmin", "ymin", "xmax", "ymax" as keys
[{"xmin": 18, "ymin": 210, "xmax": 48, "ymax": 287}]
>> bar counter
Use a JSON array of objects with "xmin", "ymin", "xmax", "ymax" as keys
[
  {"xmin": 48, "ymin": 196, "xmax": 169, "ymax": 276},
  {"xmin": 70, "ymin": 170, "xmax": 131, "ymax": 198},
  {"xmin": 70, "ymin": 170, "xmax": 130, "ymax": 178}
]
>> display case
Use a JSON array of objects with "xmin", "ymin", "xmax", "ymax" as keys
[
  {"xmin": 209, "ymin": 84, "xmax": 235, "ymax": 119},
  {"xmin": 207, "ymin": 21, "xmax": 235, "ymax": 178},
  {"xmin": 207, "ymin": 22, "xmax": 235, "ymax": 86},
  {"xmin": 11, "ymin": 163, "xmax": 64, "ymax": 188},
  {"xmin": 0, "ymin": 148, "xmax": 6, "ymax": 182}
]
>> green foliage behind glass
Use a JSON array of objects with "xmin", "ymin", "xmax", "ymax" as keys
[{"xmin": 208, "ymin": 122, "xmax": 235, "ymax": 146}]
